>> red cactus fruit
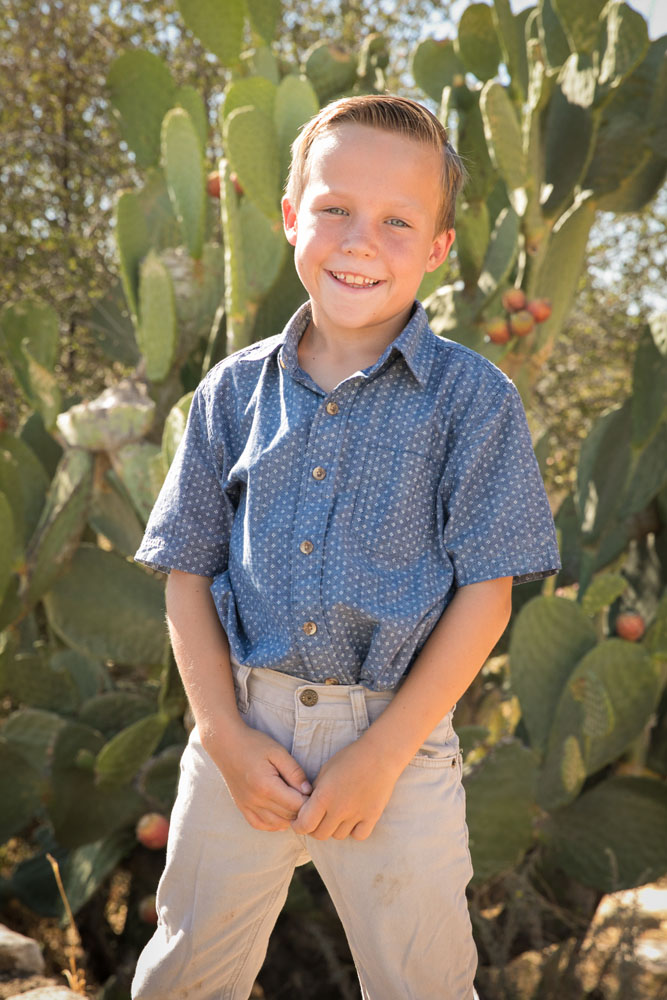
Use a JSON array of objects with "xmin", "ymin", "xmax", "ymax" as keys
[
  {"xmin": 230, "ymin": 172, "xmax": 244, "ymax": 197},
  {"xmin": 616, "ymin": 612, "xmax": 645, "ymax": 642},
  {"xmin": 526, "ymin": 298, "xmax": 552, "ymax": 323},
  {"xmin": 509, "ymin": 310, "xmax": 535, "ymax": 337},
  {"xmin": 501, "ymin": 288, "xmax": 527, "ymax": 312},
  {"xmin": 206, "ymin": 171, "xmax": 221, "ymax": 199},
  {"xmin": 136, "ymin": 812, "xmax": 170, "ymax": 850},
  {"xmin": 485, "ymin": 318, "xmax": 511, "ymax": 344},
  {"xmin": 138, "ymin": 894, "xmax": 158, "ymax": 925}
]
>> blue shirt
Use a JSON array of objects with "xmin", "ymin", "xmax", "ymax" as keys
[{"xmin": 135, "ymin": 301, "xmax": 561, "ymax": 690}]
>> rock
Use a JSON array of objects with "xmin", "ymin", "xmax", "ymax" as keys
[
  {"xmin": 0, "ymin": 925, "xmax": 45, "ymax": 975},
  {"xmin": 6, "ymin": 990, "xmax": 82, "ymax": 1000}
]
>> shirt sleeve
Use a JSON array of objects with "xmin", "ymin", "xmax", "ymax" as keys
[
  {"xmin": 440, "ymin": 379, "xmax": 561, "ymax": 587},
  {"xmin": 134, "ymin": 380, "xmax": 233, "ymax": 576}
]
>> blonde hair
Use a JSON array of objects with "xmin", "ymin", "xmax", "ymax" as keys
[{"xmin": 285, "ymin": 94, "xmax": 466, "ymax": 234}]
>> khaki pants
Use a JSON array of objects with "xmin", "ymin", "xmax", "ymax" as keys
[{"xmin": 132, "ymin": 664, "xmax": 477, "ymax": 999}]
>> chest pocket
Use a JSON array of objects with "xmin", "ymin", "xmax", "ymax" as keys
[{"xmin": 351, "ymin": 445, "xmax": 439, "ymax": 561}]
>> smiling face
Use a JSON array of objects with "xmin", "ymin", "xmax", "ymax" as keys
[{"xmin": 282, "ymin": 123, "xmax": 455, "ymax": 350}]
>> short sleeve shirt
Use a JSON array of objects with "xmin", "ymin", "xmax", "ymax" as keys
[{"xmin": 135, "ymin": 301, "xmax": 561, "ymax": 690}]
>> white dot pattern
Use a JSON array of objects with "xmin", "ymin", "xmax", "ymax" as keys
[{"xmin": 136, "ymin": 301, "xmax": 561, "ymax": 691}]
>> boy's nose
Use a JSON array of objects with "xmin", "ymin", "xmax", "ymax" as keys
[{"xmin": 340, "ymin": 221, "xmax": 377, "ymax": 257}]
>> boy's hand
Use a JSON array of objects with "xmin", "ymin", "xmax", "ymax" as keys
[
  {"xmin": 291, "ymin": 738, "xmax": 401, "ymax": 841},
  {"xmin": 204, "ymin": 724, "xmax": 312, "ymax": 832}
]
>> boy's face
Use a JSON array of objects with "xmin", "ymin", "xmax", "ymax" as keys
[{"xmin": 282, "ymin": 124, "xmax": 455, "ymax": 347}]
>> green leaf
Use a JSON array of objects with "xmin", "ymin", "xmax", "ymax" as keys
[
  {"xmin": 456, "ymin": 3, "xmax": 503, "ymax": 81},
  {"xmin": 509, "ymin": 596, "xmax": 598, "ymax": 755},
  {"xmin": 162, "ymin": 108, "xmax": 207, "ymax": 260},
  {"xmin": 177, "ymin": 0, "xmax": 245, "ymax": 66},
  {"xmin": 44, "ymin": 545, "xmax": 167, "ymax": 668},
  {"xmin": 580, "ymin": 573, "xmax": 628, "ymax": 616},
  {"xmin": 544, "ymin": 777, "xmax": 667, "ymax": 891},
  {"xmin": 95, "ymin": 713, "xmax": 168, "ymax": 785},
  {"xmin": 464, "ymin": 741, "xmax": 538, "ymax": 883},
  {"xmin": 107, "ymin": 51, "xmax": 176, "ymax": 168}
]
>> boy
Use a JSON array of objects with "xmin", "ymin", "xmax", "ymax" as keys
[{"xmin": 132, "ymin": 94, "xmax": 560, "ymax": 999}]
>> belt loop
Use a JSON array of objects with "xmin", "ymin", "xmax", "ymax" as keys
[
  {"xmin": 350, "ymin": 686, "xmax": 369, "ymax": 736},
  {"xmin": 233, "ymin": 662, "xmax": 252, "ymax": 714}
]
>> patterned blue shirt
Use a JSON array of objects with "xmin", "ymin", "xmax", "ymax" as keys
[{"xmin": 136, "ymin": 301, "xmax": 561, "ymax": 690}]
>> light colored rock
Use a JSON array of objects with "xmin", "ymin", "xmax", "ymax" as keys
[
  {"xmin": 0, "ymin": 924, "xmax": 45, "ymax": 974},
  {"xmin": 6, "ymin": 990, "xmax": 82, "ymax": 1000}
]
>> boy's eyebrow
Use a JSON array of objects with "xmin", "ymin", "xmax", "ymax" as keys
[{"xmin": 310, "ymin": 188, "xmax": 428, "ymax": 212}]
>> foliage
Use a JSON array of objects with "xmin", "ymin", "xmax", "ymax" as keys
[{"xmin": 0, "ymin": 0, "xmax": 666, "ymax": 996}]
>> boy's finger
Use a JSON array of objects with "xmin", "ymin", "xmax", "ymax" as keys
[
  {"xmin": 271, "ymin": 747, "xmax": 312, "ymax": 795},
  {"xmin": 290, "ymin": 795, "xmax": 326, "ymax": 835}
]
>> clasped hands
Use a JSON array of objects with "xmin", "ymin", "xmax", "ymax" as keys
[{"xmin": 208, "ymin": 722, "xmax": 401, "ymax": 842}]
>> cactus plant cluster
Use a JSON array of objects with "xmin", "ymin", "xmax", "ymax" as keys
[
  {"xmin": 414, "ymin": 0, "xmax": 667, "ymax": 396},
  {"xmin": 0, "ymin": 0, "xmax": 665, "ymax": 978}
]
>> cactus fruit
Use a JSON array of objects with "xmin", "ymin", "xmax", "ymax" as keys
[
  {"xmin": 501, "ymin": 288, "xmax": 527, "ymax": 312},
  {"xmin": 485, "ymin": 318, "xmax": 511, "ymax": 344},
  {"xmin": 509, "ymin": 309, "xmax": 535, "ymax": 337},
  {"xmin": 136, "ymin": 812, "xmax": 170, "ymax": 849},
  {"xmin": 206, "ymin": 171, "xmax": 221, "ymax": 199},
  {"xmin": 526, "ymin": 297, "xmax": 552, "ymax": 322},
  {"xmin": 615, "ymin": 612, "xmax": 645, "ymax": 642}
]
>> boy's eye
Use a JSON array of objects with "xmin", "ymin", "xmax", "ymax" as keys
[
  {"xmin": 387, "ymin": 218, "xmax": 409, "ymax": 228},
  {"xmin": 323, "ymin": 207, "xmax": 347, "ymax": 216}
]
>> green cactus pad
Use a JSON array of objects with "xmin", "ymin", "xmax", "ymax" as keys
[
  {"xmin": 493, "ymin": 0, "xmax": 528, "ymax": 100},
  {"xmin": 177, "ymin": 0, "xmax": 245, "ymax": 66},
  {"xmin": 631, "ymin": 319, "xmax": 667, "ymax": 448},
  {"xmin": 162, "ymin": 108, "xmax": 207, "ymax": 260},
  {"xmin": 137, "ymin": 250, "xmax": 178, "ymax": 383},
  {"xmin": 275, "ymin": 75, "xmax": 319, "ymax": 183},
  {"xmin": 244, "ymin": 45, "xmax": 281, "ymax": 84},
  {"xmin": 2, "ymin": 649, "xmax": 81, "ymax": 715},
  {"xmin": 247, "ymin": 0, "xmax": 281, "ymax": 44},
  {"xmin": 0, "ymin": 299, "xmax": 62, "ymax": 429},
  {"xmin": 158, "ymin": 652, "xmax": 187, "ymax": 720},
  {"xmin": 220, "ymin": 159, "xmax": 249, "ymax": 350},
  {"xmin": 476, "ymin": 206, "xmax": 520, "ymax": 307},
  {"xmin": 539, "ymin": 640, "xmax": 660, "ymax": 808},
  {"xmin": 456, "ymin": 97, "xmax": 497, "ymax": 203},
  {"xmin": 619, "ymin": 423, "xmax": 667, "ymax": 519},
  {"xmin": 115, "ymin": 191, "xmax": 151, "ymax": 321},
  {"xmin": 417, "ymin": 259, "xmax": 451, "ymax": 303},
  {"xmin": 250, "ymin": 247, "xmax": 309, "ymax": 344},
  {"xmin": 225, "ymin": 106, "xmax": 281, "ymax": 220},
  {"xmin": 597, "ymin": 2, "xmax": 649, "ymax": 97},
  {"xmin": 240, "ymin": 199, "xmax": 286, "ymax": 302},
  {"xmin": 580, "ymin": 572, "xmax": 628, "ymax": 616},
  {"xmin": 138, "ymin": 745, "xmax": 183, "ymax": 813},
  {"xmin": 456, "ymin": 3, "xmax": 503, "ymax": 81},
  {"xmin": 543, "ymin": 776, "xmax": 667, "ymax": 892},
  {"xmin": 44, "ymin": 544, "xmax": 167, "ymax": 668},
  {"xmin": 49, "ymin": 720, "xmax": 145, "ymax": 848},
  {"xmin": 52, "ymin": 649, "xmax": 110, "ymax": 702},
  {"xmin": 456, "ymin": 200, "xmax": 490, "ymax": 289},
  {"xmin": 552, "ymin": 0, "xmax": 607, "ymax": 54},
  {"xmin": 110, "ymin": 441, "xmax": 162, "ymax": 524},
  {"xmin": 95, "ymin": 712, "xmax": 168, "ymax": 785},
  {"xmin": 480, "ymin": 82, "xmax": 527, "ymax": 215},
  {"xmin": 304, "ymin": 41, "xmax": 358, "ymax": 102},
  {"xmin": 19, "ymin": 411, "xmax": 63, "ymax": 480},
  {"xmin": 175, "ymin": 85, "xmax": 209, "ymax": 152},
  {"xmin": 162, "ymin": 393, "xmax": 195, "ymax": 472},
  {"xmin": 538, "ymin": 0, "xmax": 571, "ymax": 70},
  {"xmin": 89, "ymin": 473, "xmax": 145, "ymax": 558},
  {"xmin": 0, "ymin": 491, "xmax": 16, "ymax": 605},
  {"xmin": 159, "ymin": 243, "xmax": 226, "ymax": 365},
  {"xmin": 56, "ymin": 380, "xmax": 155, "ymax": 451},
  {"xmin": 23, "ymin": 448, "xmax": 94, "ymax": 608},
  {"xmin": 0, "ymin": 431, "xmax": 49, "ymax": 548},
  {"xmin": 412, "ymin": 38, "xmax": 466, "ymax": 103},
  {"xmin": 222, "ymin": 77, "xmax": 277, "ymax": 124},
  {"xmin": 78, "ymin": 691, "xmax": 155, "ymax": 738},
  {"xmin": 509, "ymin": 595, "xmax": 598, "ymax": 755},
  {"xmin": 575, "ymin": 401, "xmax": 631, "ymax": 542},
  {"xmin": 0, "ymin": 739, "xmax": 45, "ymax": 842},
  {"xmin": 107, "ymin": 50, "xmax": 176, "ymax": 168},
  {"xmin": 542, "ymin": 68, "xmax": 595, "ymax": 218},
  {"xmin": 464, "ymin": 740, "xmax": 538, "ymax": 884},
  {"xmin": 2, "ymin": 708, "xmax": 67, "ymax": 773}
]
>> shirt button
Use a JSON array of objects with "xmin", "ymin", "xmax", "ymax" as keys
[
  {"xmin": 302, "ymin": 620, "xmax": 318, "ymax": 635},
  {"xmin": 300, "ymin": 689, "xmax": 318, "ymax": 706},
  {"xmin": 312, "ymin": 466, "xmax": 326, "ymax": 481},
  {"xmin": 324, "ymin": 677, "xmax": 339, "ymax": 685},
  {"xmin": 325, "ymin": 401, "xmax": 339, "ymax": 415},
  {"xmin": 278, "ymin": 353, "xmax": 286, "ymax": 369},
  {"xmin": 299, "ymin": 540, "xmax": 314, "ymax": 555}
]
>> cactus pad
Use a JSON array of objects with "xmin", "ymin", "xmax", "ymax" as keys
[
  {"xmin": 456, "ymin": 3, "xmax": 503, "ymax": 81},
  {"xmin": 137, "ymin": 250, "xmax": 178, "ymax": 382},
  {"xmin": 162, "ymin": 108, "xmax": 207, "ymax": 260},
  {"xmin": 177, "ymin": 0, "xmax": 245, "ymax": 67},
  {"xmin": 107, "ymin": 50, "xmax": 176, "ymax": 167}
]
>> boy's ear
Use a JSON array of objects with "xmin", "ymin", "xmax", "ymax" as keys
[
  {"xmin": 425, "ymin": 228, "xmax": 456, "ymax": 273},
  {"xmin": 282, "ymin": 195, "xmax": 298, "ymax": 246}
]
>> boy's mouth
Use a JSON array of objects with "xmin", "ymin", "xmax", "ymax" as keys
[{"xmin": 329, "ymin": 270, "xmax": 382, "ymax": 288}]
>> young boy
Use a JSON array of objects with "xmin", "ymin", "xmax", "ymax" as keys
[{"xmin": 132, "ymin": 94, "xmax": 560, "ymax": 999}]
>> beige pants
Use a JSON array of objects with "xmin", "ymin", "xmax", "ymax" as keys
[{"xmin": 132, "ymin": 664, "xmax": 477, "ymax": 999}]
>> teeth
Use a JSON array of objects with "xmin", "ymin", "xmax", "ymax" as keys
[{"xmin": 331, "ymin": 271, "xmax": 379, "ymax": 287}]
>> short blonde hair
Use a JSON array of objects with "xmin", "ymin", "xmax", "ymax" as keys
[{"xmin": 285, "ymin": 94, "xmax": 466, "ymax": 234}]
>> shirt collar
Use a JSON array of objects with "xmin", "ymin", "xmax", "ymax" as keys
[{"xmin": 276, "ymin": 300, "xmax": 434, "ymax": 389}]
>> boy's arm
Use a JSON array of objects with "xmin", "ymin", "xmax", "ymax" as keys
[
  {"xmin": 291, "ymin": 575, "xmax": 513, "ymax": 841},
  {"xmin": 166, "ymin": 569, "xmax": 311, "ymax": 830}
]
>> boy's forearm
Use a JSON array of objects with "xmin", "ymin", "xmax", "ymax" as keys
[
  {"xmin": 359, "ymin": 577, "xmax": 513, "ymax": 773},
  {"xmin": 165, "ymin": 569, "xmax": 244, "ymax": 748}
]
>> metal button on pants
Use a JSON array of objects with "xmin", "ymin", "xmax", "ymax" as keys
[{"xmin": 132, "ymin": 663, "xmax": 477, "ymax": 1000}]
